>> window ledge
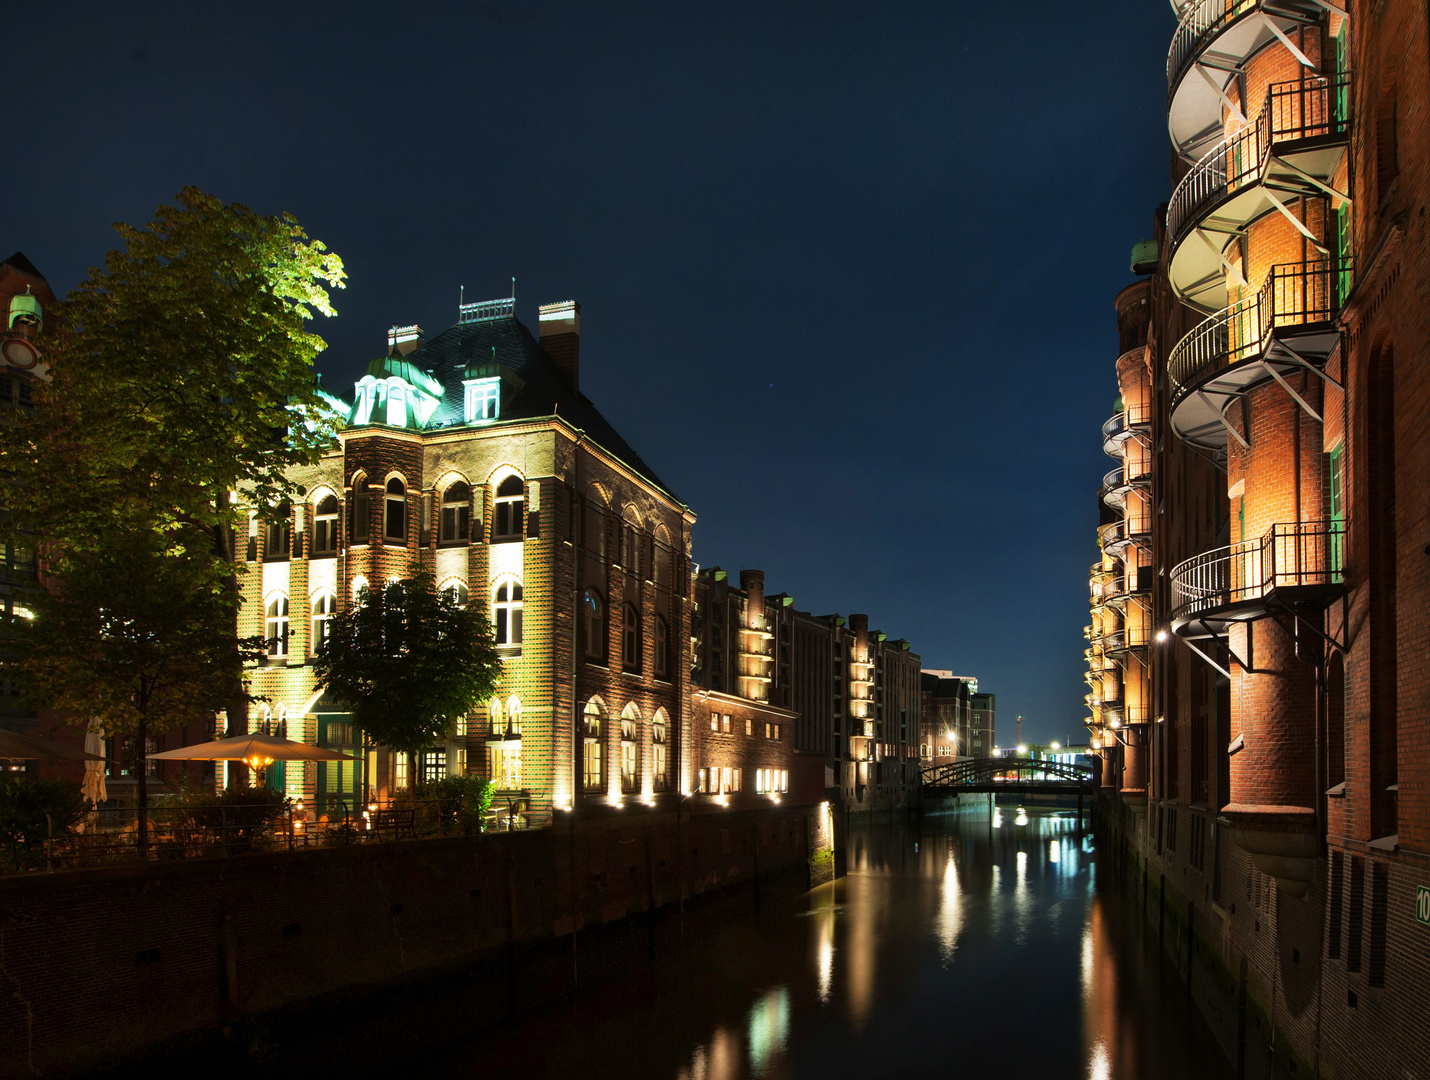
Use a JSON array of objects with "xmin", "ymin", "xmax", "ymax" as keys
[
  {"xmin": 584, "ymin": 661, "xmax": 610, "ymax": 671},
  {"xmin": 491, "ymin": 536, "xmax": 524, "ymax": 545},
  {"xmin": 436, "ymin": 541, "xmax": 471, "ymax": 549},
  {"xmin": 382, "ymin": 540, "xmax": 408, "ymax": 548},
  {"xmin": 497, "ymin": 647, "xmax": 523, "ymax": 659}
]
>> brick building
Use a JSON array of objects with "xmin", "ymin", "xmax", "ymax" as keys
[
  {"xmin": 691, "ymin": 567, "xmax": 922, "ymax": 814},
  {"xmin": 1087, "ymin": 2, "xmax": 1430, "ymax": 1074},
  {"xmin": 243, "ymin": 296, "xmax": 696, "ymax": 824},
  {"xmin": 919, "ymin": 673, "xmax": 980, "ymax": 763}
]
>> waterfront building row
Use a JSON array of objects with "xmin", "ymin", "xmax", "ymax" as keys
[{"xmin": 1086, "ymin": 2, "xmax": 1429, "ymax": 1074}]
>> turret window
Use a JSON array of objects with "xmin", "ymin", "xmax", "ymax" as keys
[
  {"xmin": 384, "ymin": 478, "xmax": 406, "ymax": 543},
  {"xmin": 493, "ymin": 476, "xmax": 524, "ymax": 540}
]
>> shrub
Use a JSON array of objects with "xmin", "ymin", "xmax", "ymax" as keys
[
  {"xmin": 393, "ymin": 774, "xmax": 494, "ymax": 835},
  {"xmin": 0, "ymin": 775, "xmax": 86, "ymax": 870}
]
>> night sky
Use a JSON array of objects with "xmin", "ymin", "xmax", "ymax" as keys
[{"xmin": 4, "ymin": 2, "xmax": 1175, "ymax": 746}]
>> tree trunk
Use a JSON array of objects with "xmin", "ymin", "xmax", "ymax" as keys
[
  {"xmin": 216, "ymin": 516, "xmax": 249, "ymax": 746},
  {"xmin": 136, "ymin": 711, "xmax": 149, "ymax": 855}
]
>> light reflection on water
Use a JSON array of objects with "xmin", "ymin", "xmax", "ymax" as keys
[
  {"xmin": 178, "ymin": 807, "xmax": 1235, "ymax": 1080},
  {"xmin": 654, "ymin": 807, "xmax": 1231, "ymax": 1080}
]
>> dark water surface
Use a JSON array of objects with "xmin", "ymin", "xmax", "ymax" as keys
[
  {"xmin": 472, "ymin": 807, "xmax": 1232, "ymax": 1080},
  {"xmin": 110, "ymin": 807, "xmax": 1234, "ymax": 1079}
]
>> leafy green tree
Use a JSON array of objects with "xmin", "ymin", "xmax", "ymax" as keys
[
  {"xmin": 313, "ymin": 575, "xmax": 501, "ymax": 781},
  {"xmin": 0, "ymin": 775, "xmax": 85, "ymax": 870},
  {"xmin": 0, "ymin": 186, "xmax": 345, "ymax": 731},
  {"xmin": 8, "ymin": 525, "xmax": 264, "ymax": 850}
]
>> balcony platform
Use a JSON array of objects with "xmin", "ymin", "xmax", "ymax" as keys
[
  {"xmin": 1167, "ymin": 0, "xmax": 1328, "ymax": 163},
  {"xmin": 1168, "ymin": 75, "xmax": 1350, "ymax": 313},
  {"xmin": 1169, "ymin": 260, "xmax": 1348, "ymax": 454}
]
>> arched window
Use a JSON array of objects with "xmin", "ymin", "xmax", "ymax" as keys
[
  {"xmin": 493, "ymin": 476, "xmax": 524, "ymax": 540},
  {"xmin": 582, "ymin": 700, "xmax": 603, "ymax": 791},
  {"xmin": 441, "ymin": 581, "xmax": 469, "ymax": 608},
  {"xmin": 265, "ymin": 597, "xmax": 289, "ymax": 657},
  {"xmin": 583, "ymin": 589, "xmax": 605, "ymax": 660},
  {"xmin": 310, "ymin": 591, "xmax": 335, "ymax": 653},
  {"xmin": 654, "ymin": 616, "xmax": 669, "ymax": 680},
  {"xmin": 622, "ymin": 604, "xmax": 641, "ymax": 672},
  {"xmin": 384, "ymin": 478, "xmax": 406, "ymax": 542},
  {"xmin": 652, "ymin": 710, "xmax": 669, "ymax": 791},
  {"xmin": 493, "ymin": 577, "xmax": 524, "ymax": 646},
  {"xmin": 488, "ymin": 697, "xmax": 504, "ymax": 738},
  {"xmin": 350, "ymin": 475, "xmax": 370, "ymax": 544},
  {"xmin": 440, "ymin": 481, "xmax": 471, "ymax": 544},
  {"xmin": 266, "ymin": 504, "xmax": 291, "ymax": 560},
  {"xmin": 313, "ymin": 494, "xmax": 338, "ymax": 555},
  {"xmin": 351, "ymin": 574, "xmax": 369, "ymax": 601},
  {"xmin": 620, "ymin": 514, "xmax": 641, "ymax": 577},
  {"xmin": 490, "ymin": 695, "xmax": 522, "ymax": 789},
  {"xmin": 620, "ymin": 705, "xmax": 639, "ymax": 793},
  {"xmin": 507, "ymin": 696, "xmax": 522, "ymax": 737}
]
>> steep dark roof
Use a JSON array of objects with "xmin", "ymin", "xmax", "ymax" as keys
[
  {"xmin": 408, "ymin": 315, "xmax": 679, "ymax": 504},
  {"xmin": 0, "ymin": 252, "xmax": 44, "ymax": 279}
]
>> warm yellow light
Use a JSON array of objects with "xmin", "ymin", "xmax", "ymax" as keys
[
  {"xmin": 1017, "ymin": 744, "xmax": 1028, "ymax": 754},
  {"xmin": 1051, "ymin": 741, "xmax": 1061, "ymax": 750}
]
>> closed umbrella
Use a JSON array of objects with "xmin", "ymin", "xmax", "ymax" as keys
[
  {"xmin": 0, "ymin": 727, "xmax": 105, "ymax": 762},
  {"xmin": 81, "ymin": 728, "xmax": 107, "ymax": 805},
  {"xmin": 149, "ymin": 732, "xmax": 355, "ymax": 786}
]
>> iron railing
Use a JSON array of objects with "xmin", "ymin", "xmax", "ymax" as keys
[
  {"xmin": 1171, "ymin": 520, "xmax": 1345, "ymax": 619},
  {"xmin": 1, "ymin": 798, "xmax": 536, "ymax": 875},
  {"xmin": 1168, "ymin": 0, "xmax": 1294, "ymax": 97},
  {"xmin": 1101, "ymin": 400, "xmax": 1154, "ymax": 444},
  {"xmin": 1168, "ymin": 74, "xmax": 1350, "ymax": 245},
  {"xmin": 1169, "ymin": 260, "xmax": 1349, "ymax": 402}
]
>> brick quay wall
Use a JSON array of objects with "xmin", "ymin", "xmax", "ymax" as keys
[{"xmin": 0, "ymin": 802, "xmax": 835, "ymax": 1078}]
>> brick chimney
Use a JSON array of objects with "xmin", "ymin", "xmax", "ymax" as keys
[
  {"xmin": 538, "ymin": 301, "xmax": 580, "ymax": 394},
  {"xmin": 388, "ymin": 324, "xmax": 423, "ymax": 355}
]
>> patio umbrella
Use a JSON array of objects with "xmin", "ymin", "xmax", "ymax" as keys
[
  {"xmin": 149, "ymin": 732, "xmax": 356, "ymax": 786},
  {"xmin": 81, "ymin": 728, "xmax": 107, "ymax": 804},
  {"xmin": 0, "ymin": 727, "xmax": 105, "ymax": 762}
]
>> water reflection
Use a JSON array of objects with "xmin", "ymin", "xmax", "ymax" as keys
[{"xmin": 141, "ymin": 806, "xmax": 1234, "ymax": 1080}]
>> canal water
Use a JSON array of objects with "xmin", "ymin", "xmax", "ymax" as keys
[{"xmin": 119, "ymin": 807, "xmax": 1235, "ymax": 1079}]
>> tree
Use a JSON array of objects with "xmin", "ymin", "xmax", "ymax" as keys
[
  {"xmin": 0, "ymin": 187, "xmax": 345, "ymax": 732},
  {"xmin": 313, "ymin": 575, "xmax": 501, "ymax": 781},
  {"xmin": 7, "ymin": 525, "xmax": 265, "ymax": 850}
]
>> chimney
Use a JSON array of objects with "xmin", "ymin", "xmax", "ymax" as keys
[
  {"xmin": 739, "ymin": 569, "xmax": 766, "ymax": 627},
  {"xmin": 538, "ymin": 301, "xmax": 580, "ymax": 394},
  {"xmin": 388, "ymin": 324, "xmax": 423, "ymax": 356}
]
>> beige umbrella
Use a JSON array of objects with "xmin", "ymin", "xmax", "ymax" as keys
[
  {"xmin": 149, "ymin": 732, "xmax": 355, "ymax": 786},
  {"xmin": 81, "ymin": 728, "xmax": 107, "ymax": 804},
  {"xmin": 0, "ymin": 727, "xmax": 105, "ymax": 762}
]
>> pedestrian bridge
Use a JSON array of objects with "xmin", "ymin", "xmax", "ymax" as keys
[{"xmin": 921, "ymin": 757, "xmax": 1097, "ymax": 797}]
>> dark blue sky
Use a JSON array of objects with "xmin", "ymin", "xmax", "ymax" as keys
[{"xmin": 4, "ymin": 1, "xmax": 1174, "ymax": 745}]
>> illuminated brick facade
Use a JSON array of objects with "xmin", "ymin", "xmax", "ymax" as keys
[
  {"xmin": 1090, "ymin": 3, "xmax": 1430, "ymax": 1075},
  {"xmin": 692, "ymin": 568, "xmax": 923, "ymax": 814},
  {"xmin": 243, "ymin": 297, "xmax": 695, "ymax": 824}
]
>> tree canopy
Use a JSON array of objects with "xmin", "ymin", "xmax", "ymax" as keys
[
  {"xmin": 0, "ymin": 186, "xmax": 346, "ymax": 559},
  {"xmin": 313, "ymin": 575, "xmax": 502, "ymax": 755}
]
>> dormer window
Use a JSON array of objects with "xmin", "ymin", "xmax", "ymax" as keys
[
  {"xmin": 464, "ymin": 377, "xmax": 500, "ymax": 424},
  {"xmin": 493, "ymin": 476, "xmax": 524, "ymax": 540},
  {"xmin": 386, "ymin": 383, "xmax": 407, "ymax": 427}
]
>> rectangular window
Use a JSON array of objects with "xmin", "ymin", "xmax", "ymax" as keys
[
  {"xmin": 1368, "ymin": 863, "xmax": 1389, "ymax": 987},
  {"xmin": 710, "ymin": 715, "xmax": 719, "ymax": 732},
  {"xmin": 583, "ymin": 739, "xmax": 602, "ymax": 791},
  {"xmin": 745, "ymin": 717, "xmax": 752, "ymax": 737},
  {"xmin": 464, "ymin": 378, "xmax": 500, "ymax": 423},
  {"xmin": 394, "ymin": 754, "xmax": 409, "ymax": 791},
  {"xmin": 765, "ymin": 722, "xmax": 772, "ymax": 739},
  {"xmin": 352, "ymin": 491, "xmax": 370, "ymax": 543},
  {"xmin": 1347, "ymin": 856, "xmax": 1366, "ymax": 972},
  {"xmin": 1328, "ymin": 851, "xmax": 1345, "ymax": 960},
  {"xmin": 721, "ymin": 714, "xmax": 731, "ymax": 734}
]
